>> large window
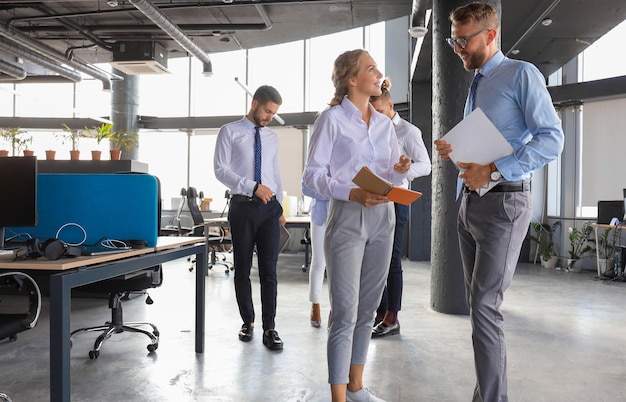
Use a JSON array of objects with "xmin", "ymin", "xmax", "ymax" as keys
[{"xmin": 581, "ymin": 20, "xmax": 626, "ymax": 82}]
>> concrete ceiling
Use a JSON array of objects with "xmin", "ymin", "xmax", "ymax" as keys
[{"xmin": 0, "ymin": 0, "xmax": 624, "ymax": 83}]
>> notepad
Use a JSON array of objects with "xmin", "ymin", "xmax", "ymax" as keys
[{"xmin": 352, "ymin": 166, "xmax": 422, "ymax": 205}]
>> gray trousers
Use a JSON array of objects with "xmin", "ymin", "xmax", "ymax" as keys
[
  {"xmin": 458, "ymin": 189, "xmax": 532, "ymax": 402},
  {"xmin": 325, "ymin": 199, "xmax": 394, "ymax": 384}
]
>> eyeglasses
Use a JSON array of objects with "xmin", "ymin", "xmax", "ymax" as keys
[{"xmin": 446, "ymin": 28, "xmax": 489, "ymax": 49}]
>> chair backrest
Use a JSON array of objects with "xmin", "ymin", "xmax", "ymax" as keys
[{"xmin": 186, "ymin": 187, "xmax": 205, "ymax": 236}]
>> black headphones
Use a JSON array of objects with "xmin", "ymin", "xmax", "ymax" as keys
[{"xmin": 24, "ymin": 238, "xmax": 81, "ymax": 261}]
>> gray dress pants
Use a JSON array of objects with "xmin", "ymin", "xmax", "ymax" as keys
[
  {"xmin": 458, "ymin": 188, "xmax": 532, "ymax": 402},
  {"xmin": 325, "ymin": 199, "xmax": 394, "ymax": 384}
]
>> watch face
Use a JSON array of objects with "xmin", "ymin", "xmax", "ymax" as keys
[{"xmin": 491, "ymin": 171, "xmax": 502, "ymax": 181}]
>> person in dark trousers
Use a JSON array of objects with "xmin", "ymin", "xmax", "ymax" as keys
[
  {"xmin": 369, "ymin": 78, "xmax": 431, "ymax": 338},
  {"xmin": 434, "ymin": 3, "xmax": 564, "ymax": 401},
  {"xmin": 214, "ymin": 85, "xmax": 286, "ymax": 351}
]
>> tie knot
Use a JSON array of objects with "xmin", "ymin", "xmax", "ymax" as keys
[{"xmin": 254, "ymin": 126, "xmax": 260, "ymax": 133}]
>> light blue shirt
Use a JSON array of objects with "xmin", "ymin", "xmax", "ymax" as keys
[
  {"xmin": 214, "ymin": 117, "xmax": 283, "ymax": 203},
  {"xmin": 391, "ymin": 113, "xmax": 431, "ymax": 189},
  {"xmin": 301, "ymin": 182, "xmax": 329, "ymax": 227},
  {"xmin": 303, "ymin": 96, "xmax": 405, "ymax": 202},
  {"xmin": 469, "ymin": 51, "xmax": 564, "ymax": 182}
]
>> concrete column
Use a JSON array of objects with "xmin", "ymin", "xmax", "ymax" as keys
[
  {"xmin": 430, "ymin": 0, "xmax": 497, "ymax": 314},
  {"xmin": 111, "ymin": 69, "xmax": 140, "ymax": 160}
]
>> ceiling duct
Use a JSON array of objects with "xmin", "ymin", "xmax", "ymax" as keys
[
  {"xmin": 128, "ymin": 0, "xmax": 220, "ymax": 75},
  {"xmin": 410, "ymin": 0, "xmax": 431, "ymax": 38},
  {"xmin": 0, "ymin": 24, "xmax": 116, "ymax": 90},
  {"xmin": 0, "ymin": 59, "xmax": 26, "ymax": 80},
  {"xmin": 0, "ymin": 39, "xmax": 82, "ymax": 82}
]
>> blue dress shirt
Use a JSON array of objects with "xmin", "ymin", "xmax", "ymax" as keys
[
  {"xmin": 469, "ymin": 51, "xmax": 564, "ymax": 182},
  {"xmin": 214, "ymin": 117, "xmax": 283, "ymax": 202}
]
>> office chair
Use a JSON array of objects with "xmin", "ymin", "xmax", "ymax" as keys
[
  {"xmin": 184, "ymin": 187, "xmax": 233, "ymax": 274},
  {"xmin": 0, "ymin": 271, "xmax": 42, "ymax": 342},
  {"xmin": 70, "ymin": 266, "xmax": 162, "ymax": 359},
  {"xmin": 160, "ymin": 187, "xmax": 189, "ymax": 236}
]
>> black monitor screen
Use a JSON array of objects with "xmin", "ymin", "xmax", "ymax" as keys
[{"xmin": 0, "ymin": 156, "xmax": 37, "ymax": 230}]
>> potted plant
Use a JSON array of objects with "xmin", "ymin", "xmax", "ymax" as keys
[
  {"xmin": 59, "ymin": 123, "xmax": 88, "ymax": 160},
  {"xmin": 0, "ymin": 127, "xmax": 31, "ymax": 156},
  {"xmin": 596, "ymin": 227, "xmax": 616, "ymax": 276},
  {"xmin": 530, "ymin": 221, "xmax": 561, "ymax": 268},
  {"xmin": 84, "ymin": 123, "xmax": 114, "ymax": 160},
  {"xmin": 567, "ymin": 221, "xmax": 594, "ymax": 272},
  {"xmin": 108, "ymin": 130, "xmax": 138, "ymax": 160}
]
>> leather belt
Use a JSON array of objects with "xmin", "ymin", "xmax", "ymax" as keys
[
  {"xmin": 464, "ymin": 181, "xmax": 530, "ymax": 194},
  {"xmin": 230, "ymin": 194, "xmax": 277, "ymax": 203}
]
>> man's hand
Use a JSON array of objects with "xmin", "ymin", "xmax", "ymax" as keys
[
  {"xmin": 457, "ymin": 161, "xmax": 491, "ymax": 191},
  {"xmin": 434, "ymin": 139, "xmax": 452, "ymax": 160},
  {"xmin": 254, "ymin": 183, "xmax": 274, "ymax": 204},
  {"xmin": 393, "ymin": 155, "xmax": 411, "ymax": 173},
  {"xmin": 279, "ymin": 215, "xmax": 286, "ymax": 226},
  {"xmin": 349, "ymin": 187, "xmax": 390, "ymax": 207}
]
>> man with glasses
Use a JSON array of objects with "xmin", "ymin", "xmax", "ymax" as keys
[{"xmin": 434, "ymin": 3, "xmax": 564, "ymax": 401}]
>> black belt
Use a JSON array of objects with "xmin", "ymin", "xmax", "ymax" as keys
[
  {"xmin": 464, "ymin": 181, "xmax": 530, "ymax": 194},
  {"xmin": 230, "ymin": 194, "xmax": 277, "ymax": 203}
]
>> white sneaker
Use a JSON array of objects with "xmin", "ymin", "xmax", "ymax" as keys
[{"xmin": 346, "ymin": 387, "xmax": 386, "ymax": 402}]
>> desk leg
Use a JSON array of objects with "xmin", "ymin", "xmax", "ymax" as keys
[
  {"xmin": 50, "ymin": 274, "xmax": 72, "ymax": 402},
  {"xmin": 195, "ymin": 242, "xmax": 207, "ymax": 353}
]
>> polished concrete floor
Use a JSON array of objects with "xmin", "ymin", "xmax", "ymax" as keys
[{"xmin": 1, "ymin": 252, "xmax": 625, "ymax": 402}]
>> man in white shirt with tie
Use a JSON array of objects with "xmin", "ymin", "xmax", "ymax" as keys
[{"xmin": 214, "ymin": 85, "xmax": 286, "ymax": 350}]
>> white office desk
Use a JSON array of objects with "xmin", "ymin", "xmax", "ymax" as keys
[
  {"xmin": 0, "ymin": 236, "xmax": 207, "ymax": 402},
  {"xmin": 204, "ymin": 215, "xmax": 312, "ymax": 271}
]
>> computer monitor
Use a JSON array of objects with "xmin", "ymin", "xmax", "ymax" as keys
[{"xmin": 0, "ymin": 156, "xmax": 38, "ymax": 249}]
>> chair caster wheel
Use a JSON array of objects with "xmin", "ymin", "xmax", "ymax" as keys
[{"xmin": 89, "ymin": 350, "xmax": 99, "ymax": 359}]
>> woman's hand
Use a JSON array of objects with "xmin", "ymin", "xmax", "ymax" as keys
[
  {"xmin": 349, "ymin": 187, "xmax": 389, "ymax": 207},
  {"xmin": 393, "ymin": 155, "xmax": 411, "ymax": 173}
]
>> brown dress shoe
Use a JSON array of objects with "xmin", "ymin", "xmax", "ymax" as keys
[{"xmin": 310, "ymin": 303, "xmax": 321, "ymax": 327}]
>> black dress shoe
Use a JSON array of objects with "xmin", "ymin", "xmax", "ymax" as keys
[
  {"xmin": 372, "ymin": 321, "xmax": 400, "ymax": 338},
  {"xmin": 238, "ymin": 324, "xmax": 254, "ymax": 342},
  {"xmin": 262, "ymin": 329, "xmax": 284, "ymax": 350}
]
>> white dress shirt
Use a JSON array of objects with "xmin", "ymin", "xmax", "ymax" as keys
[
  {"xmin": 391, "ymin": 113, "xmax": 431, "ymax": 189},
  {"xmin": 214, "ymin": 117, "xmax": 283, "ymax": 202},
  {"xmin": 303, "ymin": 96, "xmax": 405, "ymax": 201}
]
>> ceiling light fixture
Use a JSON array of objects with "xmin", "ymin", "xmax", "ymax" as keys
[
  {"xmin": 541, "ymin": 17, "xmax": 553, "ymax": 26},
  {"xmin": 107, "ymin": 0, "xmax": 119, "ymax": 7},
  {"xmin": 409, "ymin": 26, "xmax": 428, "ymax": 38},
  {"xmin": 511, "ymin": 49, "xmax": 520, "ymax": 55}
]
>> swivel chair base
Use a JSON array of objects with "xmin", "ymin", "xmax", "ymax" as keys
[{"xmin": 70, "ymin": 292, "xmax": 159, "ymax": 359}]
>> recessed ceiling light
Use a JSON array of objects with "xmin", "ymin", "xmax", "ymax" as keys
[
  {"xmin": 511, "ymin": 49, "xmax": 520, "ymax": 55},
  {"xmin": 541, "ymin": 18, "xmax": 553, "ymax": 26}
]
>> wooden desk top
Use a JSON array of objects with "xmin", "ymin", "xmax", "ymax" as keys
[{"xmin": 0, "ymin": 236, "xmax": 205, "ymax": 271}]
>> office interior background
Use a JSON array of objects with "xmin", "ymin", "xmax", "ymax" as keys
[{"xmin": 1, "ymin": 13, "xmax": 626, "ymax": 263}]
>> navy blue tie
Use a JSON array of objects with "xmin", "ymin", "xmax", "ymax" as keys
[
  {"xmin": 254, "ymin": 126, "xmax": 262, "ymax": 184},
  {"xmin": 468, "ymin": 72, "xmax": 483, "ymax": 112}
]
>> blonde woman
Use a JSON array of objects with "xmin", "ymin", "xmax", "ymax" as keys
[{"xmin": 303, "ymin": 49, "xmax": 410, "ymax": 402}]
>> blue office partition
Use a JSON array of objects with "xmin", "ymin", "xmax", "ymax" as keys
[{"xmin": 9, "ymin": 173, "xmax": 159, "ymax": 247}]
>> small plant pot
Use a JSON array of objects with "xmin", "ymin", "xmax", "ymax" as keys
[
  {"xmin": 91, "ymin": 150, "xmax": 102, "ymax": 160},
  {"xmin": 23, "ymin": 149, "xmax": 35, "ymax": 157},
  {"xmin": 70, "ymin": 150, "xmax": 80, "ymax": 160},
  {"xmin": 110, "ymin": 148, "xmax": 122, "ymax": 160},
  {"xmin": 0, "ymin": 150, "xmax": 9, "ymax": 157},
  {"xmin": 45, "ymin": 150, "xmax": 56, "ymax": 160}
]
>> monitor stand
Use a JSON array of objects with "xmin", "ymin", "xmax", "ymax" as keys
[{"xmin": 0, "ymin": 227, "xmax": 17, "ymax": 260}]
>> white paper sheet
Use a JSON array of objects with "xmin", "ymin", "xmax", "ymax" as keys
[{"xmin": 441, "ymin": 108, "xmax": 514, "ymax": 195}]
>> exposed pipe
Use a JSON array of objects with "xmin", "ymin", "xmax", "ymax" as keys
[
  {"xmin": 0, "ymin": 24, "xmax": 120, "ymax": 90},
  {"xmin": 0, "ymin": 38, "xmax": 82, "ymax": 82},
  {"xmin": 0, "ymin": 74, "xmax": 72, "ymax": 83},
  {"xmin": 0, "ymin": 59, "xmax": 27, "ymax": 80},
  {"xmin": 128, "ymin": 0, "xmax": 216, "ymax": 72}
]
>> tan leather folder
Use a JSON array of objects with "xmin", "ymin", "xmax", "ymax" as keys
[{"xmin": 352, "ymin": 166, "xmax": 422, "ymax": 206}]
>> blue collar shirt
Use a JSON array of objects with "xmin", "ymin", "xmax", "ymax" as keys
[{"xmin": 469, "ymin": 51, "xmax": 564, "ymax": 182}]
